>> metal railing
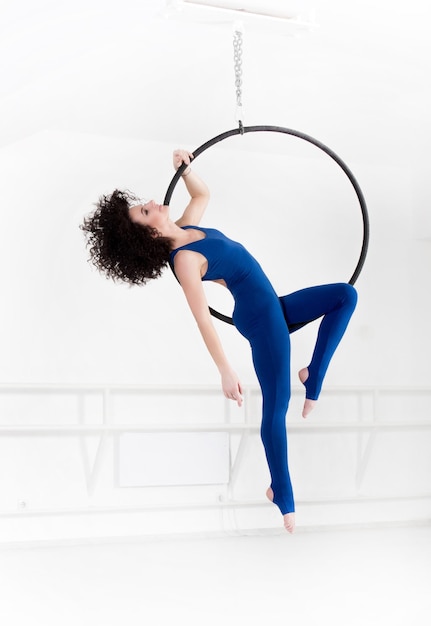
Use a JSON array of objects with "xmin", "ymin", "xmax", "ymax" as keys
[{"xmin": 1, "ymin": 383, "xmax": 430, "ymax": 522}]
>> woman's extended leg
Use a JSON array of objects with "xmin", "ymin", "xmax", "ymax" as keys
[
  {"xmin": 250, "ymin": 326, "xmax": 296, "ymax": 532},
  {"xmin": 235, "ymin": 300, "xmax": 295, "ymax": 530},
  {"xmin": 280, "ymin": 283, "xmax": 357, "ymax": 402}
]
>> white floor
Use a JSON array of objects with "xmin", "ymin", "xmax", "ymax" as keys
[{"xmin": 0, "ymin": 524, "xmax": 430, "ymax": 626}]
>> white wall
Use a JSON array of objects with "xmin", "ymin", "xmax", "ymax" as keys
[
  {"xmin": 0, "ymin": 128, "xmax": 428, "ymax": 388},
  {"xmin": 1, "ymin": 0, "xmax": 429, "ymax": 388}
]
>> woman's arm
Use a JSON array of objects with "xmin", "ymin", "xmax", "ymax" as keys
[
  {"xmin": 174, "ymin": 250, "xmax": 243, "ymax": 407},
  {"xmin": 172, "ymin": 150, "xmax": 210, "ymax": 227}
]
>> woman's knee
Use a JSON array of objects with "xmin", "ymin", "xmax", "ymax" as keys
[{"xmin": 339, "ymin": 283, "xmax": 358, "ymax": 310}]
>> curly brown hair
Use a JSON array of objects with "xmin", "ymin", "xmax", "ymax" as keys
[{"xmin": 80, "ymin": 189, "xmax": 173, "ymax": 285}]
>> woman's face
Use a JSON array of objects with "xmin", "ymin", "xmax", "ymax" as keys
[{"xmin": 129, "ymin": 199, "xmax": 168, "ymax": 230}]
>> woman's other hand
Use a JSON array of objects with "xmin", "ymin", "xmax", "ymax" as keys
[{"xmin": 221, "ymin": 367, "xmax": 243, "ymax": 407}]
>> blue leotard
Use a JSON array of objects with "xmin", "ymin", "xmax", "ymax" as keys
[{"xmin": 170, "ymin": 226, "xmax": 357, "ymax": 515}]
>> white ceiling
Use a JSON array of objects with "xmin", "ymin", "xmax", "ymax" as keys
[{"xmin": 1, "ymin": 0, "xmax": 430, "ymax": 166}]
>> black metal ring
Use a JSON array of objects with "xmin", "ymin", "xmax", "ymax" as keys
[{"xmin": 164, "ymin": 125, "xmax": 369, "ymax": 330}]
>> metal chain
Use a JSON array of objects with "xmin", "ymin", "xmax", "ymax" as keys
[
  {"xmin": 233, "ymin": 28, "xmax": 244, "ymax": 132},
  {"xmin": 233, "ymin": 29, "xmax": 243, "ymax": 106}
]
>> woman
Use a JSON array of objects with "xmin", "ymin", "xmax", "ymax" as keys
[{"xmin": 81, "ymin": 149, "xmax": 357, "ymax": 533}]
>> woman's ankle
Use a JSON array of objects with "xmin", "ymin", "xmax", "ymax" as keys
[{"xmin": 298, "ymin": 367, "xmax": 309, "ymax": 384}]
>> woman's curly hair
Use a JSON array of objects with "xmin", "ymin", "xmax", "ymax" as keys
[{"xmin": 80, "ymin": 189, "xmax": 173, "ymax": 285}]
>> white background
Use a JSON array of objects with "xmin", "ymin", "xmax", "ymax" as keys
[
  {"xmin": 0, "ymin": 0, "xmax": 429, "ymax": 389},
  {"xmin": 0, "ymin": 0, "xmax": 430, "ymax": 540}
]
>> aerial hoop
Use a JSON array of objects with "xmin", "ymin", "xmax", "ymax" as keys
[{"xmin": 164, "ymin": 125, "xmax": 370, "ymax": 330}]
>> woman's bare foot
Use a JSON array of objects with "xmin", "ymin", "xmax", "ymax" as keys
[
  {"xmin": 298, "ymin": 367, "xmax": 316, "ymax": 419},
  {"xmin": 283, "ymin": 512, "xmax": 296, "ymax": 533},
  {"xmin": 266, "ymin": 487, "xmax": 296, "ymax": 534},
  {"xmin": 302, "ymin": 399, "xmax": 316, "ymax": 418}
]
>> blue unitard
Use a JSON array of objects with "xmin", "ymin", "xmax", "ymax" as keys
[{"xmin": 170, "ymin": 227, "xmax": 357, "ymax": 515}]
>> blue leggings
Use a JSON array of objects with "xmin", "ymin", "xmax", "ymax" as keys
[{"xmin": 239, "ymin": 283, "xmax": 357, "ymax": 515}]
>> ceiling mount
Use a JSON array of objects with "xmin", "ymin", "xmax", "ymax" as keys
[{"xmin": 165, "ymin": 0, "xmax": 317, "ymax": 33}]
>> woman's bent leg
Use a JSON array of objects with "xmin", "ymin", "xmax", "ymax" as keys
[{"xmin": 280, "ymin": 283, "xmax": 357, "ymax": 400}]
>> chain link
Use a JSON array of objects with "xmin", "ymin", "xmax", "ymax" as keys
[{"xmin": 233, "ymin": 28, "xmax": 244, "ymax": 131}]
